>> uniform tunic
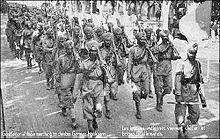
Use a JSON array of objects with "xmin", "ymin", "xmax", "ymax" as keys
[
  {"xmin": 79, "ymin": 59, "xmax": 104, "ymax": 120},
  {"xmin": 128, "ymin": 45, "xmax": 151, "ymax": 101},
  {"xmin": 174, "ymin": 59, "xmax": 202, "ymax": 125}
]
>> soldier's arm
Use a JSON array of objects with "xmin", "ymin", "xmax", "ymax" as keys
[
  {"xmin": 174, "ymin": 62, "xmax": 183, "ymax": 95},
  {"xmin": 127, "ymin": 47, "xmax": 134, "ymax": 78}
]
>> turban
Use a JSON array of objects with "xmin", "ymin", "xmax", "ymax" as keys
[
  {"xmin": 135, "ymin": 32, "xmax": 146, "ymax": 40},
  {"xmin": 94, "ymin": 26, "xmax": 104, "ymax": 34},
  {"xmin": 144, "ymin": 28, "xmax": 153, "ymax": 34},
  {"xmin": 84, "ymin": 27, "xmax": 94, "ymax": 35},
  {"xmin": 86, "ymin": 40, "xmax": 101, "ymax": 51},
  {"xmin": 160, "ymin": 30, "xmax": 169, "ymax": 37},
  {"xmin": 114, "ymin": 27, "xmax": 122, "ymax": 35},
  {"xmin": 187, "ymin": 43, "xmax": 198, "ymax": 55},
  {"xmin": 101, "ymin": 32, "xmax": 114, "ymax": 41},
  {"xmin": 85, "ymin": 23, "xmax": 95, "ymax": 28}
]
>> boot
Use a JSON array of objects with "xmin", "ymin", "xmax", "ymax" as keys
[
  {"xmin": 46, "ymin": 78, "xmax": 51, "ymax": 90},
  {"xmin": 71, "ymin": 118, "xmax": 78, "ymax": 129},
  {"xmin": 61, "ymin": 108, "xmax": 67, "ymax": 116},
  {"xmin": 87, "ymin": 120, "xmax": 95, "ymax": 133},
  {"xmin": 92, "ymin": 118, "xmax": 98, "ymax": 130},
  {"xmin": 29, "ymin": 58, "xmax": 32, "ymax": 68},
  {"xmin": 156, "ymin": 94, "xmax": 163, "ymax": 112},
  {"xmin": 104, "ymin": 98, "xmax": 112, "ymax": 119},
  {"xmin": 135, "ymin": 101, "xmax": 142, "ymax": 119}
]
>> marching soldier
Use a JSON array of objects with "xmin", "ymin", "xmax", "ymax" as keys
[
  {"xmin": 40, "ymin": 28, "xmax": 55, "ymax": 90},
  {"xmin": 113, "ymin": 27, "xmax": 128, "ymax": 85},
  {"xmin": 54, "ymin": 40, "xmax": 79, "ymax": 129},
  {"xmin": 100, "ymin": 32, "xmax": 121, "ymax": 118},
  {"xmin": 32, "ymin": 23, "xmax": 45, "ymax": 74},
  {"xmin": 13, "ymin": 19, "xmax": 23, "ymax": 60},
  {"xmin": 21, "ymin": 21, "xmax": 34, "ymax": 69},
  {"xmin": 152, "ymin": 30, "xmax": 179, "ymax": 112},
  {"xmin": 127, "ymin": 32, "xmax": 153, "ymax": 119},
  {"xmin": 144, "ymin": 27, "xmax": 156, "ymax": 98},
  {"xmin": 75, "ymin": 43, "xmax": 105, "ymax": 133},
  {"xmin": 71, "ymin": 26, "xmax": 83, "ymax": 52},
  {"xmin": 174, "ymin": 43, "xmax": 206, "ymax": 138},
  {"xmin": 83, "ymin": 27, "xmax": 95, "ymax": 50}
]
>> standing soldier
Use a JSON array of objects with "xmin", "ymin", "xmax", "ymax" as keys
[
  {"xmin": 13, "ymin": 19, "xmax": 23, "ymax": 60},
  {"xmin": 54, "ymin": 40, "xmax": 79, "ymax": 129},
  {"xmin": 75, "ymin": 43, "xmax": 105, "ymax": 133},
  {"xmin": 40, "ymin": 28, "xmax": 55, "ymax": 90},
  {"xmin": 83, "ymin": 27, "xmax": 95, "ymax": 50},
  {"xmin": 72, "ymin": 26, "xmax": 83, "ymax": 53},
  {"xmin": 144, "ymin": 27, "xmax": 156, "ymax": 98},
  {"xmin": 100, "ymin": 32, "xmax": 120, "ymax": 118},
  {"xmin": 32, "ymin": 23, "xmax": 45, "ymax": 74},
  {"xmin": 22, "ymin": 21, "xmax": 34, "ymax": 69},
  {"xmin": 113, "ymin": 27, "xmax": 128, "ymax": 85},
  {"xmin": 153, "ymin": 30, "xmax": 178, "ymax": 112},
  {"xmin": 127, "ymin": 32, "xmax": 153, "ymax": 119},
  {"xmin": 174, "ymin": 43, "xmax": 206, "ymax": 138}
]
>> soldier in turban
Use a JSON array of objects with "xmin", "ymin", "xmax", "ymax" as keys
[{"xmin": 174, "ymin": 43, "xmax": 205, "ymax": 138}]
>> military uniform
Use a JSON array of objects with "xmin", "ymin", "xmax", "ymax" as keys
[
  {"xmin": 127, "ymin": 32, "xmax": 151, "ymax": 119},
  {"xmin": 76, "ymin": 45, "xmax": 104, "ymax": 132},
  {"xmin": 113, "ymin": 27, "xmax": 128, "ymax": 85},
  {"xmin": 54, "ymin": 40, "xmax": 79, "ymax": 128},
  {"xmin": 152, "ymin": 30, "xmax": 175, "ymax": 112},
  {"xmin": 32, "ymin": 23, "xmax": 44, "ymax": 73},
  {"xmin": 22, "ymin": 22, "xmax": 33, "ymax": 69},
  {"xmin": 13, "ymin": 22, "xmax": 23, "ymax": 59},
  {"xmin": 174, "ymin": 43, "xmax": 203, "ymax": 138},
  {"xmin": 39, "ymin": 29, "xmax": 55, "ymax": 90}
]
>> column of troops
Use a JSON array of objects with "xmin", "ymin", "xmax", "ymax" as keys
[{"xmin": 5, "ymin": 2, "xmax": 207, "ymax": 138}]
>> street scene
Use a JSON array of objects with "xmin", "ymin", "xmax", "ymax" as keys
[{"xmin": 1, "ymin": 0, "xmax": 219, "ymax": 138}]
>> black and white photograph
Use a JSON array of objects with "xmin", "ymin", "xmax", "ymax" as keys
[{"xmin": 0, "ymin": 0, "xmax": 219, "ymax": 138}]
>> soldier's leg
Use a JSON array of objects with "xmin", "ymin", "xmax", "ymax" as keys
[
  {"xmin": 162, "ymin": 74, "xmax": 172, "ymax": 96},
  {"xmin": 69, "ymin": 88, "xmax": 78, "ymax": 129},
  {"xmin": 132, "ymin": 82, "xmax": 142, "ymax": 119},
  {"xmin": 187, "ymin": 104, "xmax": 200, "ymax": 125},
  {"xmin": 82, "ymin": 94, "xmax": 96, "ymax": 132},
  {"xmin": 104, "ymin": 84, "xmax": 111, "ymax": 119},
  {"xmin": 48, "ymin": 65, "xmax": 54, "ymax": 89},
  {"xmin": 175, "ymin": 103, "xmax": 187, "ymax": 138},
  {"xmin": 148, "ymin": 67, "xmax": 154, "ymax": 98},
  {"xmin": 110, "ymin": 81, "xmax": 118, "ymax": 101},
  {"xmin": 154, "ymin": 75, "xmax": 163, "ymax": 112},
  {"xmin": 57, "ymin": 88, "xmax": 68, "ymax": 116},
  {"xmin": 25, "ymin": 49, "xmax": 31, "ymax": 69}
]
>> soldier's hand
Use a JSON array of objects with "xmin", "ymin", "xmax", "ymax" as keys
[{"xmin": 175, "ymin": 95, "xmax": 183, "ymax": 103}]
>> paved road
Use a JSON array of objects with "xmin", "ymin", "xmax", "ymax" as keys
[{"xmin": 1, "ymin": 14, "xmax": 219, "ymax": 138}]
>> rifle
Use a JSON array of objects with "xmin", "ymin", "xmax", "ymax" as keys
[
  {"xmin": 197, "ymin": 60, "xmax": 207, "ymax": 108},
  {"xmin": 96, "ymin": 43, "xmax": 115, "ymax": 84},
  {"xmin": 67, "ymin": 24, "xmax": 81, "ymax": 64},
  {"xmin": 112, "ymin": 39, "xmax": 123, "ymax": 66}
]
